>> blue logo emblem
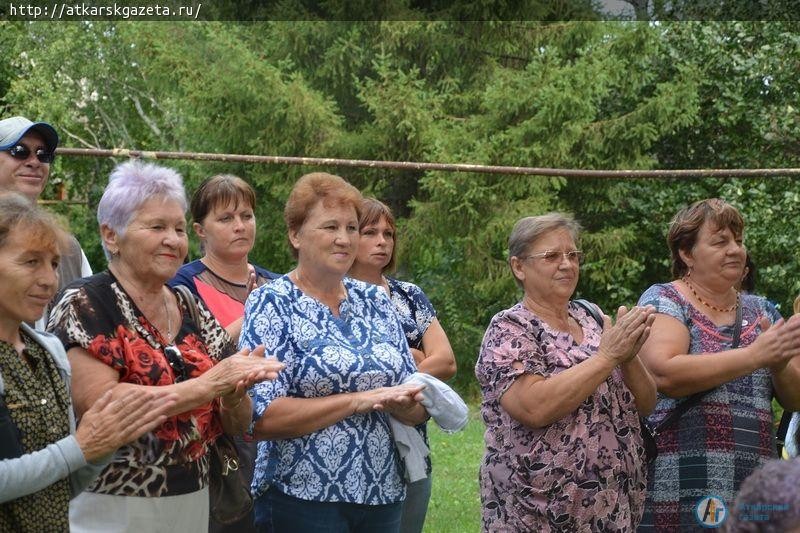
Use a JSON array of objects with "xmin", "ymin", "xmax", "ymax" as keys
[{"xmin": 694, "ymin": 495, "xmax": 728, "ymax": 528}]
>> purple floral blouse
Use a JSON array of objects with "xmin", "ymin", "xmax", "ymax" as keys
[{"xmin": 475, "ymin": 302, "xmax": 647, "ymax": 532}]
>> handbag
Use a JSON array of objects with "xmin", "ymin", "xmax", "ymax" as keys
[
  {"xmin": 207, "ymin": 433, "xmax": 254, "ymax": 524},
  {"xmin": 572, "ymin": 299, "xmax": 742, "ymax": 464},
  {"xmin": 171, "ymin": 284, "xmax": 254, "ymax": 524}
]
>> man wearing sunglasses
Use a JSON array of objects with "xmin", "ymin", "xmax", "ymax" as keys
[{"xmin": 0, "ymin": 116, "xmax": 92, "ymax": 328}]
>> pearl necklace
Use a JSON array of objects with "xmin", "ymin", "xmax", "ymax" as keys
[{"xmin": 682, "ymin": 276, "xmax": 739, "ymax": 313}]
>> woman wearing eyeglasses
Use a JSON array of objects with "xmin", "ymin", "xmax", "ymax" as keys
[
  {"xmin": 475, "ymin": 213, "xmax": 657, "ymax": 532},
  {"xmin": 47, "ymin": 161, "xmax": 284, "ymax": 532}
]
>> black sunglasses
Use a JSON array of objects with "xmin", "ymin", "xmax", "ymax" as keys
[
  {"xmin": 5, "ymin": 144, "xmax": 55, "ymax": 164},
  {"xmin": 164, "ymin": 345, "xmax": 188, "ymax": 382}
]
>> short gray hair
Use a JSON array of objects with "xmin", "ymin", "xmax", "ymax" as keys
[
  {"xmin": 97, "ymin": 160, "xmax": 187, "ymax": 260},
  {"xmin": 508, "ymin": 213, "xmax": 582, "ymax": 287}
]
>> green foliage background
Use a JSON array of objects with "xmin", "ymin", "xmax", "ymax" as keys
[{"xmin": 3, "ymin": 15, "xmax": 799, "ymax": 396}]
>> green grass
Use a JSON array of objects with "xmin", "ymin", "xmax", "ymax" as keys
[{"xmin": 425, "ymin": 409, "xmax": 484, "ymax": 532}]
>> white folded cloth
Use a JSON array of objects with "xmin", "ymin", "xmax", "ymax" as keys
[{"xmin": 388, "ymin": 372, "xmax": 469, "ymax": 482}]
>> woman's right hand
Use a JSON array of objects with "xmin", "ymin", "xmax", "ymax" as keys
[
  {"xmin": 750, "ymin": 314, "xmax": 800, "ymax": 371},
  {"xmin": 202, "ymin": 345, "xmax": 285, "ymax": 397},
  {"xmin": 75, "ymin": 387, "xmax": 178, "ymax": 463},
  {"xmin": 597, "ymin": 305, "xmax": 656, "ymax": 365},
  {"xmin": 350, "ymin": 383, "xmax": 426, "ymax": 415}
]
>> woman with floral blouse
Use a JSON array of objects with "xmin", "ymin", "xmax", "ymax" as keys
[
  {"xmin": 475, "ymin": 213, "xmax": 656, "ymax": 532},
  {"xmin": 49, "ymin": 161, "xmax": 283, "ymax": 532}
]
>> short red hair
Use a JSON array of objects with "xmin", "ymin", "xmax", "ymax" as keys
[{"xmin": 284, "ymin": 172, "xmax": 362, "ymax": 259}]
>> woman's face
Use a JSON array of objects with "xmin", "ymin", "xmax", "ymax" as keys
[
  {"xmin": 290, "ymin": 200, "xmax": 359, "ymax": 278},
  {"xmin": 0, "ymin": 225, "xmax": 59, "ymax": 325},
  {"xmin": 682, "ymin": 221, "xmax": 746, "ymax": 285},
  {"xmin": 194, "ymin": 198, "xmax": 255, "ymax": 261},
  {"xmin": 108, "ymin": 197, "xmax": 188, "ymax": 283},
  {"xmin": 355, "ymin": 215, "xmax": 394, "ymax": 273},
  {"xmin": 511, "ymin": 228, "xmax": 580, "ymax": 304}
]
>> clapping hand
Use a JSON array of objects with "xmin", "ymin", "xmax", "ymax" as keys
[
  {"xmin": 597, "ymin": 305, "xmax": 656, "ymax": 365},
  {"xmin": 76, "ymin": 387, "xmax": 178, "ymax": 463}
]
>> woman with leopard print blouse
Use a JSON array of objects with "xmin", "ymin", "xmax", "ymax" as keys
[{"xmin": 48, "ymin": 161, "xmax": 284, "ymax": 532}]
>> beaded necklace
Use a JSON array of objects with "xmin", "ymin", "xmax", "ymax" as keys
[{"xmin": 682, "ymin": 276, "xmax": 739, "ymax": 313}]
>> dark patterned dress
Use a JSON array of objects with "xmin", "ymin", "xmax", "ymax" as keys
[
  {"xmin": 476, "ymin": 302, "xmax": 647, "ymax": 532},
  {"xmin": 0, "ymin": 332, "xmax": 71, "ymax": 532},
  {"xmin": 48, "ymin": 271, "xmax": 235, "ymax": 497},
  {"xmin": 637, "ymin": 283, "xmax": 779, "ymax": 531}
]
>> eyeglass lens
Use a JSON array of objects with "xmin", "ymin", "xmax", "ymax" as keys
[
  {"xmin": 6, "ymin": 144, "xmax": 55, "ymax": 164},
  {"xmin": 164, "ymin": 345, "xmax": 188, "ymax": 382}
]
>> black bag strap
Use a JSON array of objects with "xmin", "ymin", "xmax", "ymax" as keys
[
  {"xmin": 572, "ymin": 298, "xmax": 743, "ymax": 434},
  {"xmin": 776, "ymin": 410, "xmax": 793, "ymax": 453},
  {"xmin": 573, "ymin": 299, "xmax": 603, "ymax": 327},
  {"xmin": 174, "ymin": 284, "xmax": 201, "ymax": 327}
]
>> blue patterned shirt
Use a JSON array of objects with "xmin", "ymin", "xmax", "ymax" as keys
[
  {"xmin": 241, "ymin": 275, "xmax": 417, "ymax": 504},
  {"xmin": 386, "ymin": 277, "xmax": 436, "ymax": 350}
]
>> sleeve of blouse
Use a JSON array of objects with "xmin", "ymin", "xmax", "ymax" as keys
[
  {"xmin": 240, "ymin": 287, "xmax": 294, "ymax": 421},
  {"xmin": 47, "ymin": 285, "xmax": 120, "ymax": 371},
  {"xmin": 476, "ymin": 310, "xmax": 548, "ymax": 403},
  {"xmin": 375, "ymin": 287, "xmax": 417, "ymax": 377},
  {"xmin": 406, "ymin": 283, "xmax": 437, "ymax": 335},
  {"xmin": 763, "ymin": 298, "xmax": 782, "ymax": 324},
  {"xmin": 637, "ymin": 284, "xmax": 687, "ymax": 324},
  {"xmin": 0, "ymin": 435, "xmax": 91, "ymax": 503}
]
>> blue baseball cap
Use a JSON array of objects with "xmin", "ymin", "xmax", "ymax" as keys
[{"xmin": 0, "ymin": 116, "xmax": 59, "ymax": 153}]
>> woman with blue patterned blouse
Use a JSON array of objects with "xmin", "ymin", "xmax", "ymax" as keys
[
  {"xmin": 240, "ymin": 173, "xmax": 429, "ymax": 533},
  {"xmin": 348, "ymin": 197, "xmax": 456, "ymax": 533}
]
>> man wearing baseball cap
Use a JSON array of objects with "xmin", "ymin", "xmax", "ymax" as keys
[{"xmin": 0, "ymin": 116, "xmax": 92, "ymax": 328}]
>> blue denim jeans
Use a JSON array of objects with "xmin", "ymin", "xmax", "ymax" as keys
[
  {"xmin": 255, "ymin": 487, "xmax": 403, "ymax": 533},
  {"xmin": 399, "ymin": 476, "xmax": 432, "ymax": 533}
]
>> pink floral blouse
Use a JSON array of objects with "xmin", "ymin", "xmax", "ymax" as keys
[{"xmin": 475, "ymin": 302, "xmax": 647, "ymax": 532}]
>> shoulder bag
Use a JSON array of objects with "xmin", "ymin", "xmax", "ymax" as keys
[{"xmin": 172, "ymin": 285, "xmax": 254, "ymax": 524}]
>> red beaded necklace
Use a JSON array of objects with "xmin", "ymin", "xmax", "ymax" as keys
[{"xmin": 682, "ymin": 276, "xmax": 739, "ymax": 313}]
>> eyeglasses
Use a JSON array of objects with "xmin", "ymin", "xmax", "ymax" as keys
[
  {"xmin": 164, "ymin": 345, "xmax": 188, "ymax": 382},
  {"xmin": 5, "ymin": 144, "xmax": 55, "ymax": 164},
  {"xmin": 520, "ymin": 250, "xmax": 584, "ymax": 264}
]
